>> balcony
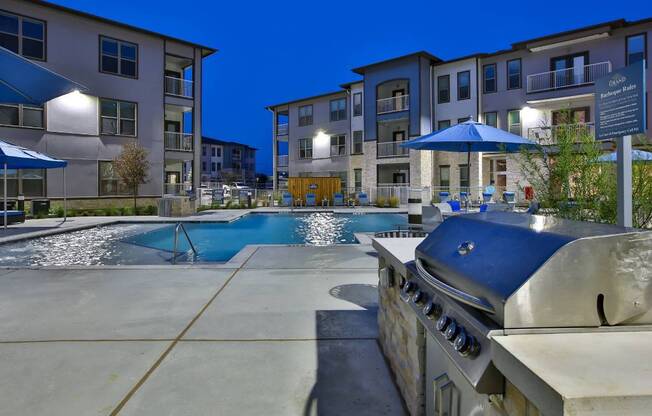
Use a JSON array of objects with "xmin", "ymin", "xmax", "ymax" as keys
[
  {"xmin": 376, "ymin": 95, "xmax": 409, "ymax": 114},
  {"xmin": 165, "ymin": 76, "xmax": 193, "ymax": 98},
  {"xmin": 277, "ymin": 123, "xmax": 288, "ymax": 136},
  {"xmin": 164, "ymin": 131, "xmax": 194, "ymax": 152},
  {"xmin": 526, "ymin": 62, "xmax": 611, "ymax": 93},
  {"xmin": 377, "ymin": 141, "xmax": 409, "ymax": 158},
  {"xmin": 277, "ymin": 155, "xmax": 289, "ymax": 167},
  {"xmin": 528, "ymin": 123, "xmax": 595, "ymax": 145}
]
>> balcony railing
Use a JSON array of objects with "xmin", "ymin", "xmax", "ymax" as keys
[
  {"xmin": 164, "ymin": 131, "xmax": 194, "ymax": 152},
  {"xmin": 165, "ymin": 76, "xmax": 194, "ymax": 98},
  {"xmin": 376, "ymin": 94, "xmax": 409, "ymax": 114},
  {"xmin": 526, "ymin": 62, "xmax": 611, "ymax": 93},
  {"xmin": 164, "ymin": 183, "xmax": 192, "ymax": 196},
  {"xmin": 528, "ymin": 123, "xmax": 595, "ymax": 145},
  {"xmin": 377, "ymin": 141, "xmax": 410, "ymax": 158},
  {"xmin": 277, "ymin": 155, "xmax": 289, "ymax": 167},
  {"xmin": 277, "ymin": 123, "xmax": 289, "ymax": 136}
]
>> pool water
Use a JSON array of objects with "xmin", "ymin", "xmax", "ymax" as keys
[
  {"xmin": 125, "ymin": 213, "xmax": 406, "ymax": 262},
  {"xmin": 0, "ymin": 213, "xmax": 406, "ymax": 266}
]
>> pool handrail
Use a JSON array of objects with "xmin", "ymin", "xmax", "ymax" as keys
[{"xmin": 172, "ymin": 222, "xmax": 197, "ymax": 264}]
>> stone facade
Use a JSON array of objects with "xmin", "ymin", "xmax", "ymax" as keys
[{"xmin": 377, "ymin": 263, "xmax": 426, "ymax": 416}]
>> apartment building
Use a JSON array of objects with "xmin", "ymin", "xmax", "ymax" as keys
[
  {"xmin": 268, "ymin": 17, "xmax": 651, "ymax": 201},
  {"xmin": 0, "ymin": 0, "xmax": 215, "ymax": 206},
  {"xmin": 200, "ymin": 137, "xmax": 257, "ymax": 185}
]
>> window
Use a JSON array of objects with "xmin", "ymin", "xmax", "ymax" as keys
[
  {"xmin": 100, "ymin": 99, "xmax": 137, "ymax": 136},
  {"xmin": 202, "ymin": 161, "xmax": 206, "ymax": 171},
  {"xmin": 211, "ymin": 147, "xmax": 216, "ymax": 157},
  {"xmin": 550, "ymin": 52, "xmax": 588, "ymax": 88},
  {"xmin": 457, "ymin": 117, "xmax": 470, "ymax": 124},
  {"xmin": 211, "ymin": 162, "xmax": 216, "ymax": 172},
  {"xmin": 626, "ymin": 33, "xmax": 647, "ymax": 66},
  {"xmin": 508, "ymin": 110, "xmax": 521, "ymax": 136},
  {"xmin": 483, "ymin": 64, "xmax": 496, "ymax": 93},
  {"xmin": 298, "ymin": 105, "xmax": 313, "ymax": 126},
  {"xmin": 354, "ymin": 169, "xmax": 362, "ymax": 192},
  {"xmin": 439, "ymin": 165, "xmax": 450, "ymax": 189},
  {"xmin": 202, "ymin": 146, "xmax": 206, "ymax": 156},
  {"xmin": 299, "ymin": 138, "xmax": 312, "ymax": 159},
  {"xmin": 330, "ymin": 98, "xmax": 346, "ymax": 121},
  {"xmin": 100, "ymin": 36, "xmax": 137, "ymax": 78},
  {"xmin": 0, "ymin": 104, "xmax": 44, "ymax": 128},
  {"xmin": 438, "ymin": 120, "xmax": 451, "ymax": 130},
  {"xmin": 99, "ymin": 161, "xmax": 129, "ymax": 196},
  {"xmin": 233, "ymin": 161, "xmax": 241, "ymax": 170},
  {"xmin": 353, "ymin": 92, "xmax": 363, "ymax": 117},
  {"xmin": 216, "ymin": 162, "xmax": 221, "ymax": 170},
  {"xmin": 437, "ymin": 75, "xmax": 450, "ymax": 103},
  {"xmin": 507, "ymin": 59, "xmax": 521, "ymax": 89},
  {"xmin": 216, "ymin": 147, "xmax": 221, "ymax": 157},
  {"xmin": 0, "ymin": 168, "xmax": 45, "ymax": 198},
  {"xmin": 489, "ymin": 159, "xmax": 507, "ymax": 188},
  {"xmin": 330, "ymin": 134, "xmax": 346, "ymax": 156},
  {"xmin": 484, "ymin": 112, "xmax": 498, "ymax": 128},
  {"xmin": 352, "ymin": 130, "xmax": 363, "ymax": 154},
  {"xmin": 459, "ymin": 164, "xmax": 469, "ymax": 188},
  {"xmin": 0, "ymin": 12, "xmax": 45, "ymax": 60},
  {"xmin": 232, "ymin": 148, "xmax": 242, "ymax": 160},
  {"xmin": 457, "ymin": 71, "xmax": 470, "ymax": 100}
]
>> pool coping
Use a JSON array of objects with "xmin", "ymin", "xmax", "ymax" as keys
[{"xmin": 0, "ymin": 210, "xmax": 399, "ymax": 269}]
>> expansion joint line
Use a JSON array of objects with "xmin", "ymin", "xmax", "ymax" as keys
[{"xmin": 109, "ymin": 248, "xmax": 259, "ymax": 415}]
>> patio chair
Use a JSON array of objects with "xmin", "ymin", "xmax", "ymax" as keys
[
  {"xmin": 282, "ymin": 192, "xmax": 293, "ymax": 207},
  {"xmin": 358, "ymin": 192, "xmax": 369, "ymax": 206},
  {"xmin": 502, "ymin": 191, "xmax": 516, "ymax": 203},
  {"xmin": 446, "ymin": 200, "xmax": 462, "ymax": 212},
  {"xmin": 333, "ymin": 193, "xmax": 344, "ymax": 206},
  {"xmin": 305, "ymin": 193, "xmax": 316, "ymax": 207},
  {"xmin": 438, "ymin": 191, "xmax": 450, "ymax": 202},
  {"xmin": 482, "ymin": 192, "xmax": 493, "ymax": 203},
  {"xmin": 0, "ymin": 210, "xmax": 25, "ymax": 225}
]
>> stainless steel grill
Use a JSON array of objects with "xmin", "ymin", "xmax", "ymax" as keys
[{"xmin": 397, "ymin": 212, "xmax": 652, "ymax": 412}]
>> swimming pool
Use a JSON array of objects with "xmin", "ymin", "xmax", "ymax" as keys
[{"xmin": 0, "ymin": 213, "xmax": 406, "ymax": 266}]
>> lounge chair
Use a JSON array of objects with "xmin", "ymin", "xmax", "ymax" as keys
[
  {"xmin": 503, "ymin": 191, "xmax": 516, "ymax": 203},
  {"xmin": 438, "ymin": 191, "xmax": 450, "ymax": 202},
  {"xmin": 0, "ymin": 210, "xmax": 25, "ymax": 225},
  {"xmin": 305, "ymin": 193, "xmax": 316, "ymax": 207},
  {"xmin": 282, "ymin": 192, "xmax": 293, "ymax": 207},
  {"xmin": 482, "ymin": 192, "xmax": 493, "ymax": 203},
  {"xmin": 333, "ymin": 193, "xmax": 344, "ymax": 206},
  {"xmin": 358, "ymin": 192, "xmax": 369, "ymax": 206},
  {"xmin": 446, "ymin": 200, "xmax": 462, "ymax": 212}
]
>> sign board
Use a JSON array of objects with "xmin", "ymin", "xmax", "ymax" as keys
[
  {"xmin": 595, "ymin": 60, "xmax": 646, "ymax": 140},
  {"xmin": 308, "ymin": 183, "xmax": 318, "ymax": 190}
]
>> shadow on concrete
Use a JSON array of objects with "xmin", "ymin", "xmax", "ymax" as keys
[{"xmin": 302, "ymin": 283, "xmax": 405, "ymax": 415}]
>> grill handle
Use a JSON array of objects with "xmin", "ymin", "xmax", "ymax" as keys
[{"xmin": 415, "ymin": 258, "xmax": 495, "ymax": 314}]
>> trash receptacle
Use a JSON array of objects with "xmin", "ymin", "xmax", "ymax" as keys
[{"xmin": 32, "ymin": 199, "xmax": 50, "ymax": 216}]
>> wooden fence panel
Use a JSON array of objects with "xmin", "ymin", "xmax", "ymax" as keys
[{"xmin": 287, "ymin": 177, "xmax": 341, "ymax": 205}]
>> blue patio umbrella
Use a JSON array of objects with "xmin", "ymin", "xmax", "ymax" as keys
[
  {"xmin": 402, "ymin": 120, "xmax": 537, "ymax": 192},
  {"xmin": 0, "ymin": 140, "xmax": 68, "ymax": 229},
  {"xmin": 0, "ymin": 46, "xmax": 86, "ymax": 105},
  {"xmin": 597, "ymin": 150, "xmax": 652, "ymax": 163}
]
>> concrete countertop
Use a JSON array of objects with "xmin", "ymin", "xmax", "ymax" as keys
[
  {"xmin": 371, "ymin": 237, "xmax": 424, "ymax": 277},
  {"xmin": 492, "ymin": 331, "xmax": 652, "ymax": 416}
]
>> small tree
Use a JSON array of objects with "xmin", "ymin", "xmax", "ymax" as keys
[{"xmin": 114, "ymin": 142, "xmax": 150, "ymax": 212}]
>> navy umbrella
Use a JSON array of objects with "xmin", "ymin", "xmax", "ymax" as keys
[
  {"xmin": 402, "ymin": 120, "xmax": 537, "ymax": 188},
  {"xmin": 0, "ymin": 140, "xmax": 67, "ymax": 229},
  {"xmin": 0, "ymin": 46, "xmax": 86, "ymax": 105}
]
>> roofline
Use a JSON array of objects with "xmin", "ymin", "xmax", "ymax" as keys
[
  {"xmin": 509, "ymin": 19, "xmax": 626, "ymax": 50},
  {"xmin": 265, "ymin": 89, "xmax": 347, "ymax": 110},
  {"xmin": 433, "ymin": 52, "xmax": 486, "ymax": 66},
  {"xmin": 202, "ymin": 136, "xmax": 257, "ymax": 150},
  {"xmin": 339, "ymin": 80, "xmax": 364, "ymax": 89},
  {"xmin": 351, "ymin": 51, "xmax": 442, "ymax": 74},
  {"xmin": 27, "ymin": 0, "xmax": 217, "ymax": 56}
]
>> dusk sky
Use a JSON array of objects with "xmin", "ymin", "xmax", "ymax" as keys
[{"xmin": 54, "ymin": 0, "xmax": 650, "ymax": 174}]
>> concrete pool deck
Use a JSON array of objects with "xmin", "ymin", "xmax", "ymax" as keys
[{"xmin": 0, "ymin": 244, "xmax": 406, "ymax": 415}]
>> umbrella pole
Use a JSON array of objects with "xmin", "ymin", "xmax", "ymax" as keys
[
  {"xmin": 467, "ymin": 144, "xmax": 471, "ymax": 208},
  {"xmin": 63, "ymin": 167, "xmax": 67, "ymax": 223},
  {"xmin": 3, "ymin": 163, "xmax": 7, "ymax": 231}
]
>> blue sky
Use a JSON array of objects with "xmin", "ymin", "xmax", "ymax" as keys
[{"xmin": 53, "ymin": 0, "xmax": 650, "ymax": 174}]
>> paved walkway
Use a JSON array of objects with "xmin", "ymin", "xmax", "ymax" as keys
[{"xmin": 0, "ymin": 245, "xmax": 405, "ymax": 415}]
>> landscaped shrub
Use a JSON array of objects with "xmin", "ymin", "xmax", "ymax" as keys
[
  {"xmin": 144, "ymin": 205, "xmax": 157, "ymax": 215},
  {"xmin": 388, "ymin": 196, "xmax": 399, "ymax": 208},
  {"xmin": 51, "ymin": 206, "xmax": 65, "ymax": 217},
  {"xmin": 376, "ymin": 196, "xmax": 386, "ymax": 207}
]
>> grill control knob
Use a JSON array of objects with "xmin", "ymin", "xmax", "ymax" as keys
[
  {"xmin": 412, "ymin": 289, "xmax": 425, "ymax": 305},
  {"xmin": 454, "ymin": 330, "xmax": 480, "ymax": 357},
  {"xmin": 403, "ymin": 281, "xmax": 416, "ymax": 294},
  {"xmin": 444, "ymin": 320, "xmax": 459, "ymax": 341},
  {"xmin": 423, "ymin": 301, "xmax": 442, "ymax": 320},
  {"xmin": 435, "ymin": 315, "xmax": 450, "ymax": 332}
]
